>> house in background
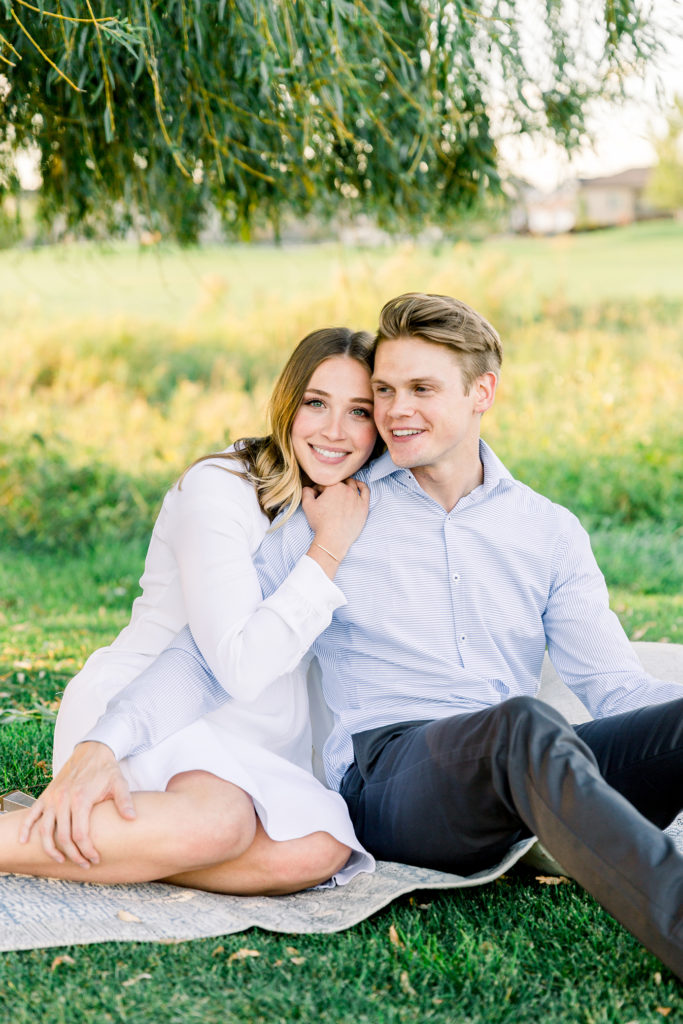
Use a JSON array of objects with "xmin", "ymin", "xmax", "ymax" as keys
[
  {"xmin": 575, "ymin": 167, "xmax": 657, "ymax": 229},
  {"xmin": 508, "ymin": 180, "xmax": 576, "ymax": 235},
  {"xmin": 510, "ymin": 166, "xmax": 666, "ymax": 235}
]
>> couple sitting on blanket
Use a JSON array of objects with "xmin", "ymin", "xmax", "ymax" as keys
[{"xmin": 2, "ymin": 292, "xmax": 682, "ymax": 978}]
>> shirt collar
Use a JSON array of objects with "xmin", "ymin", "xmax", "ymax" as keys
[{"xmin": 366, "ymin": 440, "xmax": 515, "ymax": 496}]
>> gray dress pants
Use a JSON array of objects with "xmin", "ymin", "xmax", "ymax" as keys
[{"xmin": 340, "ymin": 696, "xmax": 683, "ymax": 978}]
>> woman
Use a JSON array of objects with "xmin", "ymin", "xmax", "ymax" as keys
[{"xmin": 1, "ymin": 327, "xmax": 380, "ymax": 893}]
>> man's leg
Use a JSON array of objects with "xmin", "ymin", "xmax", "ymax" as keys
[
  {"xmin": 341, "ymin": 697, "xmax": 683, "ymax": 977},
  {"xmin": 575, "ymin": 697, "xmax": 683, "ymax": 829}
]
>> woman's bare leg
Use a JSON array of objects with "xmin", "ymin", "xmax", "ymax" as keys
[
  {"xmin": 0, "ymin": 771, "xmax": 256, "ymax": 883},
  {"xmin": 164, "ymin": 819, "xmax": 352, "ymax": 895}
]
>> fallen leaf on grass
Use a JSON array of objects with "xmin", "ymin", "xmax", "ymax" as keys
[
  {"xmin": 290, "ymin": 957, "xmax": 306, "ymax": 966},
  {"xmin": 655, "ymin": 1009, "xmax": 672, "ymax": 1017},
  {"xmin": 227, "ymin": 948, "xmax": 260, "ymax": 964},
  {"xmin": 399, "ymin": 970, "xmax": 416, "ymax": 997},
  {"xmin": 122, "ymin": 973, "xmax": 152, "ymax": 988},
  {"xmin": 535, "ymin": 875, "xmax": 571, "ymax": 885},
  {"xmin": 284, "ymin": 946, "xmax": 299, "ymax": 955},
  {"xmin": 654, "ymin": 972, "xmax": 662, "ymax": 985},
  {"xmin": 50, "ymin": 955, "xmax": 75, "ymax": 970},
  {"xmin": 116, "ymin": 910, "xmax": 142, "ymax": 923},
  {"xmin": 212, "ymin": 946, "xmax": 224, "ymax": 957},
  {"xmin": 388, "ymin": 924, "xmax": 404, "ymax": 949}
]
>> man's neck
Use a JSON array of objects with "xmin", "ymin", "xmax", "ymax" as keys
[{"xmin": 409, "ymin": 441, "xmax": 484, "ymax": 512}]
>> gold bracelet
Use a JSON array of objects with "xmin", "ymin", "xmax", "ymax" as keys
[{"xmin": 313, "ymin": 542, "xmax": 339, "ymax": 563}]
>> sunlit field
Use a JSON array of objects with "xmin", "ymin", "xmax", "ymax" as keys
[{"xmin": 2, "ymin": 218, "xmax": 682, "ymax": 617}]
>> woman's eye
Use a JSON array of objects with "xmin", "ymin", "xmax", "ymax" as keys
[
  {"xmin": 351, "ymin": 407, "xmax": 371, "ymax": 417},
  {"xmin": 304, "ymin": 399, "xmax": 324, "ymax": 408}
]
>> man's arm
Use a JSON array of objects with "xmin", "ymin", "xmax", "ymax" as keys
[{"xmin": 542, "ymin": 515, "xmax": 681, "ymax": 717}]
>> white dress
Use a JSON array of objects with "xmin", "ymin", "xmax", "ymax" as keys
[{"xmin": 52, "ymin": 456, "xmax": 373, "ymax": 883}]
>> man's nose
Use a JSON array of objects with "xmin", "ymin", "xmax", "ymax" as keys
[{"xmin": 386, "ymin": 391, "xmax": 414, "ymax": 418}]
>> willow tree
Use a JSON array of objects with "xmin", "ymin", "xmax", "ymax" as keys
[{"xmin": 0, "ymin": 0, "xmax": 667, "ymax": 240}]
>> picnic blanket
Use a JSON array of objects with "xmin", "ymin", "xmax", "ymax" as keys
[
  {"xmin": 1, "ymin": 819, "xmax": 682, "ymax": 952},
  {"xmin": 1, "ymin": 642, "xmax": 681, "ymax": 952}
]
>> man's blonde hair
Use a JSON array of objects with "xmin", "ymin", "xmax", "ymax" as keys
[{"xmin": 376, "ymin": 292, "xmax": 502, "ymax": 391}]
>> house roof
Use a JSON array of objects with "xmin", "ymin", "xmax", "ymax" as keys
[{"xmin": 578, "ymin": 167, "xmax": 652, "ymax": 190}]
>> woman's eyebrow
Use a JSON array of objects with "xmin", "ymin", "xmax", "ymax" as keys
[{"xmin": 306, "ymin": 388, "xmax": 373, "ymax": 404}]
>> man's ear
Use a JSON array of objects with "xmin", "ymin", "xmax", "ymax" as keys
[{"xmin": 472, "ymin": 371, "xmax": 497, "ymax": 413}]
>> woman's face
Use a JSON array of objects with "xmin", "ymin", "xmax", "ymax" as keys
[{"xmin": 291, "ymin": 356, "xmax": 377, "ymax": 486}]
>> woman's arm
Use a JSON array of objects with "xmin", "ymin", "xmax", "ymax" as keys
[
  {"xmin": 171, "ymin": 468, "xmax": 369, "ymax": 701},
  {"xmin": 24, "ymin": 469, "xmax": 369, "ymax": 863},
  {"xmin": 83, "ymin": 473, "xmax": 371, "ymax": 758}
]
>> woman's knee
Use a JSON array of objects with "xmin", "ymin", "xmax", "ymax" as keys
[
  {"xmin": 266, "ymin": 833, "xmax": 351, "ymax": 893},
  {"xmin": 168, "ymin": 772, "xmax": 257, "ymax": 866},
  {"xmin": 303, "ymin": 832, "xmax": 351, "ymax": 883}
]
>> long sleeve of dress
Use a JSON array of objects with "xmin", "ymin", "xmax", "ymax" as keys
[{"xmin": 82, "ymin": 461, "xmax": 345, "ymax": 760}]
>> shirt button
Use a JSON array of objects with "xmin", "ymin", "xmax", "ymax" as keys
[
  {"xmin": 452, "ymin": 573, "xmax": 460, "ymax": 582},
  {"xmin": 460, "ymin": 634, "xmax": 467, "ymax": 643}
]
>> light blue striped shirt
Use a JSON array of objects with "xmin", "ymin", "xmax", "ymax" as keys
[
  {"xmin": 86, "ymin": 441, "xmax": 680, "ymax": 790},
  {"xmin": 254, "ymin": 442, "xmax": 681, "ymax": 788}
]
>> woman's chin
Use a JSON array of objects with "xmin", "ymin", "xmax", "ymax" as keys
[{"xmin": 308, "ymin": 473, "xmax": 346, "ymax": 488}]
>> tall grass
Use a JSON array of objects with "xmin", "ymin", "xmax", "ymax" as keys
[{"xmin": 2, "ymin": 226, "xmax": 681, "ymax": 553}]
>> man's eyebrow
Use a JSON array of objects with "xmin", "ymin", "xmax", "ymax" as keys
[
  {"xmin": 305, "ymin": 387, "xmax": 373, "ymax": 404},
  {"xmin": 371, "ymin": 376, "xmax": 442, "ymax": 386}
]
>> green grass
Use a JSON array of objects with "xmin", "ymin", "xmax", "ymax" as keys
[
  {"xmin": 4, "ymin": 222, "xmax": 683, "ymax": 328},
  {"xmin": 489, "ymin": 220, "xmax": 683, "ymax": 304},
  {"xmin": 0, "ymin": 880, "xmax": 680, "ymax": 1023}
]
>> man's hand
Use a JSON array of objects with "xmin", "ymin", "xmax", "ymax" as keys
[{"xmin": 19, "ymin": 741, "xmax": 136, "ymax": 867}]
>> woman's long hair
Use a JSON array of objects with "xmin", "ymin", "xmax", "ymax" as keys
[{"xmin": 182, "ymin": 327, "xmax": 380, "ymax": 524}]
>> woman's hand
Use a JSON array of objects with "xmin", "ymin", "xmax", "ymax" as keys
[
  {"xmin": 19, "ymin": 741, "xmax": 136, "ymax": 868},
  {"xmin": 302, "ymin": 478, "xmax": 370, "ymax": 578}
]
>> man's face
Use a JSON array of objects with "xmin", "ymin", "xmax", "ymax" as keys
[{"xmin": 371, "ymin": 336, "xmax": 495, "ymax": 475}]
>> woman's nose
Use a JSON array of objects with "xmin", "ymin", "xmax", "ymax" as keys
[{"xmin": 321, "ymin": 410, "xmax": 346, "ymax": 439}]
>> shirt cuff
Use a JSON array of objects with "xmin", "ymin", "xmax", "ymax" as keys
[
  {"xmin": 261, "ymin": 554, "xmax": 347, "ymax": 624},
  {"xmin": 80, "ymin": 712, "xmax": 141, "ymax": 762}
]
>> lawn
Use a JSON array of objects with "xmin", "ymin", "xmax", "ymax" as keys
[{"xmin": 0, "ymin": 222, "xmax": 682, "ymax": 1018}]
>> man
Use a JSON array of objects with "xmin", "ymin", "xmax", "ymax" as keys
[
  {"xmin": 251, "ymin": 294, "xmax": 683, "ymax": 975},
  {"xmin": 28, "ymin": 294, "xmax": 683, "ymax": 975}
]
